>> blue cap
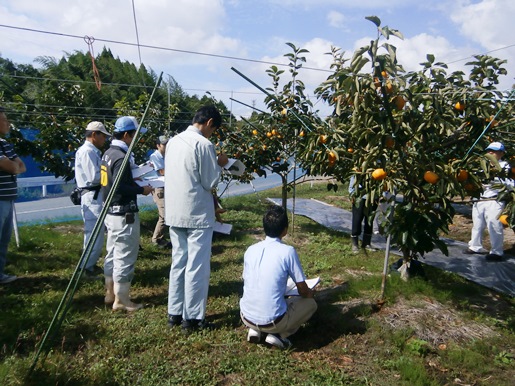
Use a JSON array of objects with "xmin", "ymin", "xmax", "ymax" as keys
[
  {"xmin": 114, "ymin": 116, "xmax": 147, "ymax": 134},
  {"xmin": 485, "ymin": 142, "xmax": 505, "ymax": 152}
]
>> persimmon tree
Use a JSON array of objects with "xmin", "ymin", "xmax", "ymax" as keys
[
  {"xmin": 296, "ymin": 16, "xmax": 514, "ymax": 271},
  {"xmin": 223, "ymin": 43, "xmax": 319, "ymax": 208}
]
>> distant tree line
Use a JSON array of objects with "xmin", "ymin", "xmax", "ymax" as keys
[{"xmin": 0, "ymin": 48, "xmax": 234, "ymax": 179}]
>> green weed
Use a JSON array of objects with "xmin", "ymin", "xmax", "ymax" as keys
[{"xmin": 0, "ymin": 184, "xmax": 513, "ymax": 385}]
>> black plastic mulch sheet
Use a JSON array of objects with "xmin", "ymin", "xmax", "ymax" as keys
[{"xmin": 268, "ymin": 198, "xmax": 515, "ymax": 297}]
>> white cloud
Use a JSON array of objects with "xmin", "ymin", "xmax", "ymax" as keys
[
  {"xmin": 450, "ymin": 0, "xmax": 514, "ymax": 50},
  {"xmin": 1, "ymin": 0, "xmax": 513, "ymax": 118},
  {"xmin": 449, "ymin": 0, "xmax": 515, "ymax": 89},
  {"xmin": 0, "ymin": 0, "xmax": 246, "ymax": 68},
  {"xmin": 394, "ymin": 34, "xmax": 473, "ymax": 74},
  {"xmin": 267, "ymin": 0, "xmax": 413, "ymax": 9},
  {"xmin": 327, "ymin": 11, "xmax": 346, "ymax": 29}
]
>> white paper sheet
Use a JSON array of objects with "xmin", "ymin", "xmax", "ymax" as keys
[
  {"xmin": 132, "ymin": 162, "xmax": 155, "ymax": 179},
  {"xmin": 285, "ymin": 277, "xmax": 320, "ymax": 296},
  {"xmin": 223, "ymin": 158, "xmax": 246, "ymax": 176},
  {"xmin": 214, "ymin": 221, "xmax": 232, "ymax": 235},
  {"xmin": 135, "ymin": 176, "xmax": 164, "ymax": 188}
]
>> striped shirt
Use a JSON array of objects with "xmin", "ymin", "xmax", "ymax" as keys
[{"xmin": 0, "ymin": 138, "xmax": 18, "ymax": 201}]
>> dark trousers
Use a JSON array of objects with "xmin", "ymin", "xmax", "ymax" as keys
[{"xmin": 351, "ymin": 198, "xmax": 377, "ymax": 237}]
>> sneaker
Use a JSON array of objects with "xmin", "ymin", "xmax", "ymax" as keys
[
  {"xmin": 265, "ymin": 333, "xmax": 291, "ymax": 349},
  {"xmin": 463, "ymin": 248, "xmax": 486, "ymax": 255},
  {"xmin": 485, "ymin": 253, "xmax": 503, "ymax": 261},
  {"xmin": 362, "ymin": 244, "xmax": 379, "ymax": 252},
  {"xmin": 168, "ymin": 314, "xmax": 183, "ymax": 328},
  {"xmin": 181, "ymin": 319, "xmax": 215, "ymax": 335},
  {"xmin": 0, "ymin": 273, "xmax": 17, "ymax": 284},
  {"xmin": 247, "ymin": 329, "xmax": 262, "ymax": 344}
]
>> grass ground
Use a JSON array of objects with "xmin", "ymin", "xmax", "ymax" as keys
[{"xmin": 0, "ymin": 181, "xmax": 513, "ymax": 385}]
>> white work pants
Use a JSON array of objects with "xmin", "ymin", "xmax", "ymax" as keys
[
  {"xmin": 167, "ymin": 226, "xmax": 213, "ymax": 320},
  {"xmin": 104, "ymin": 213, "xmax": 140, "ymax": 283},
  {"xmin": 80, "ymin": 190, "xmax": 104, "ymax": 270},
  {"xmin": 469, "ymin": 200, "xmax": 505, "ymax": 256}
]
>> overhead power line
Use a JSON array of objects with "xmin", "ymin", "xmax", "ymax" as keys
[
  {"xmin": 0, "ymin": 73, "xmax": 264, "ymax": 96},
  {"xmin": 1, "ymin": 23, "xmax": 514, "ymax": 100},
  {"xmin": 0, "ymin": 24, "xmax": 331, "ymax": 73},
  {"xmin": 131, "ymin": 0, "xmax": 143, "ymax": 68},
  {"xmin": 1, "ymin": 24, "xmax": 514, "ymax": 76}
]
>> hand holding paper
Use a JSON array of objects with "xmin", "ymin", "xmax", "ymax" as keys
[
  {"xmin": 285, "ymin": 277, "xmax": 320, "ymax": 296},
  {"xmin": 223, "ymin": 158, "xmax": 246, "ymax": 176},
  {"xmin": 132, "ymin": 162, "xmax": 155, "ymax": 179}
]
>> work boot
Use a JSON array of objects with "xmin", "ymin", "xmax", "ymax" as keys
[
  {"xmin": 113, "ymin": 282, "xmax": 143, "ymax": 312},
  {"xmin": 362, "ymin": 234, "xmax": 378, "ymax": 251},
  {"xmin": 351, "ymin": 236, "xmax": 359, "ymax": 254},
  {"xmin": 104, "ymin": 276, "xmax": 115, "ymax": 305}
]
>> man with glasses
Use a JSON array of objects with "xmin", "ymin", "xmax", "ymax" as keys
[{"xmin": 165, "ymin": 105, "xmax": 229, "ymax": 334}]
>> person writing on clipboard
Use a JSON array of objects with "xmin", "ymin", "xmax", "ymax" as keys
[{"xmin": 240, "ymin": 205, "xmax": 318, "ymax": 349}]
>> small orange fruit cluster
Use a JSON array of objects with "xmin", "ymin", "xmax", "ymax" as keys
[
  {"xmin": 328, "ymin": 151, "xmax": 337, "ymax": 166},
  {"xmin": 456, "ymin": 169, "xmax": 469, "ymax": 182},
  {"xmin": 372, "ymin": 168, "xmax": 387, "ymax": 180},
  {"xmin": 454, "ymin": 101, "xmax": 465, "ymax": 111},
  {"xmin": 423, "ymin": 171, "xmax": 439, "ymax": 184}
]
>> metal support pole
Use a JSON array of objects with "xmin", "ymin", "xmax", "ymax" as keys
[
  {"xmin": 28, "ymin": 73, "xmax": 163, "ymax": 376},
  {"xmin": 380, "ymin": 198, "xmax": 396, "ymax": 302},
  {"xmin": 12, "ymin": 203, "xmax": 19, "ymax": 247}
]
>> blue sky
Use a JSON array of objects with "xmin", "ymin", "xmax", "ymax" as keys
[{"xmin": 0, "ymin": 0, "xmax": 513, "ymax": 119}]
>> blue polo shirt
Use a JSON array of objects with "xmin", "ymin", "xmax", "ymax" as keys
[{"xmin": 240, "ymin": 236, "xmax": 306, "ymax": 325}]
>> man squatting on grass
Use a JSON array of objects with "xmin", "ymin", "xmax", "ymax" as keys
[
  {"xmin": 240, "ymin": 205, "xmax": 318, "ymax": 349},
  {"xmin": 0, "ymin": 106, "xmax": 26, "ymax": 285}
]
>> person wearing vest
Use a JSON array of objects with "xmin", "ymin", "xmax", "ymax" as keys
[
  {"xmin": 101, "ymin": 116, "xmax": 153, "ymax": 311},
  {"xmin": 0, "ymin": 106, "xmax": 26, "ymax": 284},
  {"xmin": 74, "ymin": 121, "xmax": 111, "ymax": 279}
]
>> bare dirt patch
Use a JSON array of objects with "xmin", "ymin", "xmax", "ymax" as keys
[{"xmin": 376, "ymin": 297, "xmax": 498, "ymax": 346}]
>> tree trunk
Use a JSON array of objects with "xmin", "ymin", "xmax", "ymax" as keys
[{"xmin": 281, "ymin": 174, "xmax": 288, "ymax": 209}]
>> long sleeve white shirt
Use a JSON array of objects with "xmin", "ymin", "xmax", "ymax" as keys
[
  {"xmin": 74, "ymin": 141, "xmax": 101, "ymax": 188},
  {"xmin": 164, "ymin": 125, "xmax": 222, "ymax": 228},
  {"xmin": 482, "ymin": 160, "xmax": 514, "ymax": 198}
]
